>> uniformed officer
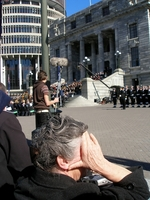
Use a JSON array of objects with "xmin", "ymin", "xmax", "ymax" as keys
[
  {"xmin": 111, "ymin": 88, "xmax": 118, "ymax": 108},
  {"xmin": 119, "ymin": 87, "xmax": 126, "ymax": 110},
  {"xmin": 147, "ymin": 85, "xmax": 150, "ymax": 107},
  {"xmin": 130, "ymin": 85, "xmax": 136, "ymax": 107},
  {"xmin": 136, "ymin": 85, "xmax": 141, "ymax": 107},
  {"xmin": 143, "ymin": 85, "xmax": 148, "ymax": 107},
  {"xmin": 125, "ymin": 85, "xmax": 130, "ymax": 107}
]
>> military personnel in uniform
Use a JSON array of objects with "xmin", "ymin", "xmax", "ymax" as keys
[
  {"xmin": 111, "ymin": 88, "xmax": 118, "ymax": 108},
  {"xmin": 125, "ymin": 85, "xmax": 130, "ymax": 107},
  {"xmin": 143, "ymin": 85, "xmax": 148, "ymax": 107},
  {"xmin": 119, "ymin": 87, "xmax": 126, "ymax": 110},
  {"xmin": 148, "ymin": 85, "xmax": 150, "ymax": 107},
  {"xmin": 136, "ymin": 85, "xmax": 141, "ymax": 107},
  {"xmin": 130, "ymin": 85, "xmax": 136, "ymax": 107},
  {"xmin": 119, "ymin": 87, "xmax": 123, "ymax": 108},
  {"xmin": 139, "ymin": 86, "xmax": 144, "ymax": 106}
]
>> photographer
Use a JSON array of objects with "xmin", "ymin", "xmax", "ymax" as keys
[{"xmin": 14, "ymin": 115, "xmax": 150, "ymax": 200}]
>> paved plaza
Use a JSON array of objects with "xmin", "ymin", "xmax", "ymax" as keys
[{"xmin": 18, "ymin": 101, "xmax": 150, "ymax": 188}]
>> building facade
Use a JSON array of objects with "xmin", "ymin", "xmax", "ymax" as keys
[
  {"xmin": 0, "ymin": 0, "xmax": 65, "ymax": 91},
  {"xmin": 49, "ymin": 0, "xmax": 150, "ymax": 88}
]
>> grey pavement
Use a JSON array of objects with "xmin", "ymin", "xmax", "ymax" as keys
[{"xmin": 18, "ymin": 97, "xmax": 150, "ymax": 189}]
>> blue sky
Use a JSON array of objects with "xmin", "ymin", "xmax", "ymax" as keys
[{"xmin": 66, "ymin": 0, "xmax": 101, "ymax": 17}]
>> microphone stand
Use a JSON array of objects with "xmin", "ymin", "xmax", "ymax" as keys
[{"xmin": 54, "ymin": 65, "xmax": 63, "ymax": 113}]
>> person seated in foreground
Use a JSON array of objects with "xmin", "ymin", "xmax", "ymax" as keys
[
  {"xmin": 14, "ymin": 115, "xmax": 150, "ymax": 200},
  {"xmin": 0, "ymin": 84, "xmax": 32, "ymax": 199}
]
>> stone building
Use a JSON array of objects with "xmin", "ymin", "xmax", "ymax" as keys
[
  {"xmin": 0, "ymin": 0, "xmax": 65, "ymax": 92},
  {"xmin": 49, "ymin": 0, "xmax": 150, "ymax": 88}
]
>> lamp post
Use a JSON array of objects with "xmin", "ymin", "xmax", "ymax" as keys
[
  {"xmin": 115, "ymin": 50, "xmax": 121, "ymax": 69},
  {"xmin": 41, "ymin": 0, "xmax": 49, "ymax": 80},
  {"xmin": 83, "ymin": 56, "xmax": 90, "ymax": 77}
]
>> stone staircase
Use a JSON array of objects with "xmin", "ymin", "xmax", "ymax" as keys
[
  {"xmin": 81, "ymin": 68, "xmax": 125, "ymax": 102},
  {"xmin": 64, "ymin": 95, "xmax": 100, "ymax": 108}
]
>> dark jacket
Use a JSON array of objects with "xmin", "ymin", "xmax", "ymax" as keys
[
  {"xmin": 33, "ymin": 81, "xmax": 49, "ymax": 110},
  {"xmin": 14, "ymin": 166, "xmax": 150, "ymax": 200},
  {"xmin": 0, "ymin": 111, "xmax": 32, "ymax": 199}
]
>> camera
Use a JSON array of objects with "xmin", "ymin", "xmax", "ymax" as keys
[{"xmin": 81, "ymin": 174, "xmax": 112, "ymax": 186}]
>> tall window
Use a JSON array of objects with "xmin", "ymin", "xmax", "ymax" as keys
[
  {"xmin": 85, "ymin": 13, "xmax": 92, "ymax": 23},
  {"xmin": 102, "ymin": 6, "xmax": 110, "ymax": 16},
  {"xmin": 103, "ymin": 38, "xmax": 110, "ymax": 52},
  {"xmin": 131, "ymin": 47, "xmax": 139, "ymax": 67},
  {"xmin": 129, "ymin": 23, "xmax": 137, "ymax": 39},
  {"xmin": 56, "ymin": 48, "xmax": 60, "ymax": 57},
  {"xmin": 71, "ymin": 20, "xmax": 76, "ymax": 29}
]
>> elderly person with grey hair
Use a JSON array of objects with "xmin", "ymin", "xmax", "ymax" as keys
[{"xmin": 14, "ymin": 115, "xmax": 150, "ymax": 200}]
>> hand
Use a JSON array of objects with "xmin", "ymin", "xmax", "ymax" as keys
[
  {"xmin": 69, "ymin": 131, "xmax": 105, "ymax": 172},
  {"xmin": 69, "ymin": 132, "xmax": 131, "ymax": 182},
  {"xmin": 54, "ymin": 97, "xmax": 59, "ymax": 103}
]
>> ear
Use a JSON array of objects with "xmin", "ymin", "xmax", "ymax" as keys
[{"xmin": 57, "ymin": 156, "xmax": 69, "ymax": 170}]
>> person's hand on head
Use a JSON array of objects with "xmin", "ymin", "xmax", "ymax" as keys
[{"xmin": 69, "ymin": 131, "xmax": 105, "ymax": 173}]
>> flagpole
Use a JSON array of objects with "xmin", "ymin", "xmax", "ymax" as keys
[{"xmin": 89, "ymin": 0, "xmax": 92, "ymax": 6}]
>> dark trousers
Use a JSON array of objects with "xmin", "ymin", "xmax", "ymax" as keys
[
  {"xmin": 113, "ymin": 98, "xmax": 117, "ymax": 106},
  {"xmin": 130, "ymin": 97, "xmax": 135, "ymax": 106},
  {"xmin": 35, "ymin": 112, "xmax": 51, "ymax": 128},
  {"xmin": 121, "ymin": 98, "xmax": 126, "ymax": 109}
]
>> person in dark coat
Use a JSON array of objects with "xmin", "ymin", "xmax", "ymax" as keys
[
  {"xmin": 0, "ymin": 83, "xmax": 32, "ymax": 200},
  {"xmin": 14, "ymin": 115, "xmax": 150, "ymax": 200},
  {"xmin": 148, "ymin": 85, "xmax": 150, "ymax": 107},
  {"xmin": 119, "ymin": 87, "xmax": 126, "ymax": 109},
  {"xmin": 111, "ymin": 88, "xmax": 118, "ymax": 108},
  {"xmin": 125, "ymin": 85, "xmax": 130, "ymax": 107},
  {"xmin": 130, "ymin": 85, "xmax": 136, "ymax": 107}
]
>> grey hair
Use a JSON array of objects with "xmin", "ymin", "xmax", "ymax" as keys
[{"xmin": 31, "ymin": 115, "xmax": 88, "ymax": 171}]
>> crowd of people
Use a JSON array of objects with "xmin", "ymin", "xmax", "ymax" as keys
[
  {"xmin": 6, "ymin": 79, "xmax": 82, "ymax": 117},
  {"xmin": 111, "ymin": 85, "xmax": 150, "ymax": 109},
  {"xmin": 91, "ymin": 67, "xmax": 112, "ymax": 80},
  {"xmin": 6, "ymin": 91, "xmax": 34, "ymax": 116},
  {"xmin": 50, "ymin": 79, "xmax": 82, "ymax": 107},
  {"xmin": 0, "ymin": 78, "xmax": 150, "ymax": 200}
]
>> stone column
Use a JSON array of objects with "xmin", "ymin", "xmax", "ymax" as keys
[
  {"xmin": 67, "ymin": 42, "xmax": 73, "ymax": 83},
  {"xmin": 109, "ymin": 35, "xmax": 115, "ymax": 72},
  {"xmin": 91, "ymin": 40, "xmax": 96, "ymax": 74},
  {"xmin": 98, "ymin": 32, "xmax": 104, "ymax": 72},
  {"xmin": 80, "ymin": 39, "xmax": 85, "ymax": 79}
]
